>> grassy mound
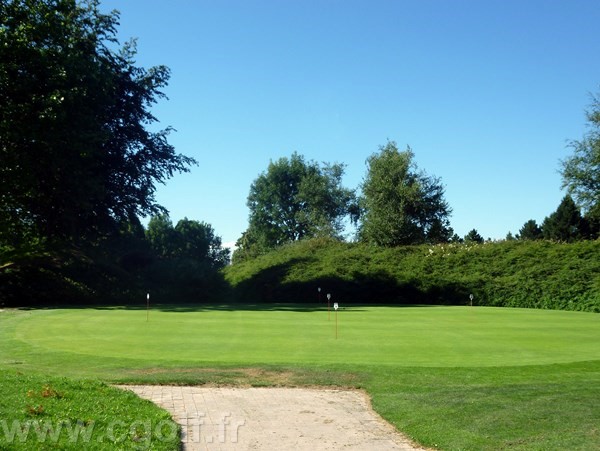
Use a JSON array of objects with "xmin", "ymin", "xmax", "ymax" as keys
[{"xmin": 224, "ymin": 238, "xmax": 600, "ymax": 311}]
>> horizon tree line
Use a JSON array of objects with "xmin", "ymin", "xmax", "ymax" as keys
[{"xmin": 1, "ymin": 0, "xmax": 598, "ymax": 268}]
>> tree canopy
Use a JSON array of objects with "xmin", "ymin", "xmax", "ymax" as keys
[
  {"xmin": 358, "ymin": 142, "xmax": 452, "ymax": 246},
  {"xmin": 0, "ymin": 0, "xmax": 195, "ymax": 246},
  {"xmin": 517, "ymin": 219, "xmax": 543, "ymax": 240},
  {"xmin": 541, "ymin": 195, "xmax": 586, "ymax": 242},
  {"xmin": 561, "ymin": 90, "xmax": 600, "ymax": 218},
  {"xmin": 147, "ymin": 215, "xmax": 229, "ymax": 268},
  {"xmin": 464, "ymin": 229, "xmax": 484, "ymax": 244},
  {"xmin": 234, "ymin": 152, "xmax": 356, "ymax": 261}
]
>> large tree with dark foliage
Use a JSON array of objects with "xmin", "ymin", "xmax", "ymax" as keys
[
  {"xmin": 0, "ymin": 0, "xmax": 195, "ymax": 246},
  {"xmin": 517, "ymin": 219, "xmax": 543, "ymax": 240},
  {"xmin": 542, "ymin": 195, "xmax": 586, "ymax": 242},
  {"xmin": 147, "ymin": 215, "xmax": 230, "ymax": 269}
]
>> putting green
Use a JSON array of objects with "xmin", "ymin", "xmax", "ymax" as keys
[{"xmin": 7, "ymin": 306, "xmax": 600, "ymax": 367}]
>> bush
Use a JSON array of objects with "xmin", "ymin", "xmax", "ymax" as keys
[{"xmin": 224, "ymin": 238, "xmax": 600, "ymax": 312}]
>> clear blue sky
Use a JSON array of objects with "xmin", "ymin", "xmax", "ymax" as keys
[{"xmin": 100, "ymin": 0, "xmax": 600, "ymax": 247}]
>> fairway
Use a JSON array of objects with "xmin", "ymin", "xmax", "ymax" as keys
[{"xmin": 6, "ymin": 305, "xmax": 600, "ymax": 368}]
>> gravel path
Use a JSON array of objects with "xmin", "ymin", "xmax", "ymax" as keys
[{"xmin": 118, "ymin": 385, "xmax": 430, "ymax": 451}]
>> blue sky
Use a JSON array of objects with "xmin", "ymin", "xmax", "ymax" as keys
[{"xmin": 100, "ymin": 0, "xmax": 600, "ymax": 247}]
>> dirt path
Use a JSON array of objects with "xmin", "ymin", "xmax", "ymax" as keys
[{"xmin": 118, "ymin": 385, "xmax": 430, "ymax": 450}]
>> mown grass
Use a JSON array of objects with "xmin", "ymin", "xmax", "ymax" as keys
[
  {"xmin": 0, "ymin": 370, "xmax": 179, "ymax": 450},
  {"xmin": 368, "ymin": 361, "xmax": 600, "ymax": 449},
  {"xmin": 1, "ymin": 306, "xmax": 599, "ymax": 450},
  {"xmin": 8, "ymin": 306, "xmax": 600, "ymax": 367}
]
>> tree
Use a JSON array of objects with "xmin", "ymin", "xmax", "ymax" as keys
[
  {"xmin": 231, "ymin": 226, "xmax": 273, "ymax": 264},
  {"xmin": 359, "ymin": 141, "xmax": 452, "ymax": 246},
  {"xmin": 464, "ymin": 229, "xmax": 484, "ymax": 244},
  {"xmin": 561, "ymin": 90, "xmax": 600, "ymax": 224},
  {"xmin": 146, "ymin": 215, "xmax": 178, "ymax": 258},
  {"xmin": 0, "ymin": 0, "xmax": 195, "ymax": 246},
  {"xmin": 238, "ymin": 152, "xmax": 356, "ymax": 256},
  {"xmin": 175, "ymin": 218, "xmax": 230, "ymax": 269},
  {"xmin": 450, "ymin": 233, "xmax": 463, "ymax": 243},
  {"xmin": 583, "ymin": 203, "xmax": 600, "ymax": 239},
  {"xmin": 146, "ymin": 215, "xmax": 229, "ymax": 268},
  {"xmin": 517, "ymin": 219, "xmax": 543, "ymax": 240},
  {"xmin": 541, "ymin": 195, "xmax": 584, "ymax": 242}
]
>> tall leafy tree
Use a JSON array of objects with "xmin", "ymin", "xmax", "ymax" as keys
[
  {"xmin": 146, "ymin": 215, "xmax": 229, "ymax": 268},
  {"xmin": 359, "ymin": 141, "xmax": 452, "ymax": 246},
  {"xmin": 174, "ymin": 218, "xmax": 230, "ymax": 269},
  {"xmin": 237, "ymin": 152, "xmax": 356, "ymax": 257},
  {"xmin": 561, "ymin": 90, "xmax": 600, "ymax": 222},
  {"xmin": 541, "ymin": 195, "xmax": 585, "ymax": 242},
  {"xmin": 0, "ymin": 0, "xmax": 195, "ymax": 246},
  {"xmin": 146, "ymin": 215, "xmax": 178, "ymax": 258}
]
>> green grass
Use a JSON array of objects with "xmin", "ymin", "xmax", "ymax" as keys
[
  {"xmin": 7, "ymin": 305, "xmax": 600, "ymax": 367},
  {"xmin": 0, "ymin": 370, "xmax": 179, "ymax": 450},
  {"xmin": 1, "ymin": 306, "xmax": 600, "ymax": 450}
]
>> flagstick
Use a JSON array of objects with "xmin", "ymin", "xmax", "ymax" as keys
[
  {"xmin": 146, "ymin": 293, "xmax": 150, "ymax": 322},
  {"xmin": 334, "ymin": 302, "xmax": 339, "ymax": 339}
]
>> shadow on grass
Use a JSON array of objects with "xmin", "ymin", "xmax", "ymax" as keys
[
  {"xmin": 98, "ymin": 303, "xmax": 376, "ymax": 313},
  {"xmin": 10, "ymin": 303, "xmax": 446, "ymax": 313},
  {"xmin": 6, "ymin": 250, "xmax": 477, "ymax": 310},
  {"xmin": 228, "ymin": 256, "xmax": 475, "ymax": 306}
]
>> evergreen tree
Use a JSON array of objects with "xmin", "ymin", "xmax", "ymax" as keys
[
  {"xmin": 541, "ymin": 195, "xmax": 584, "ymax": 242},
  {"xmin": 464, "ymin": 229, "xmax": 484, "ymax": 243},
  {"xmin": 517, "ymin": 219, "xmax": 543, "ymax": 240}
]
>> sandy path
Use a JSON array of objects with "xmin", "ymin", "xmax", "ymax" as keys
[{"xmin": 118, "ymin": 385, "xmax": 430, "ymax": 450}]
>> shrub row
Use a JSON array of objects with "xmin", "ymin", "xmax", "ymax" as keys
[{"xmin": 224, "ymin": 238, "xmax": 600, "ymax": 312}]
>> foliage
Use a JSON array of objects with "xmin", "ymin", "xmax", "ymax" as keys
[
  {"xmin": 358, "ymin": 141, "xmax": 452, "ymax": 245},
  {"xmin": 0, "ymin": 214, "xmax": 230, "ymax": 306},
  {"xmin": 235, "ymin": 152, "xmax": 356, "ymax": 262},
  {"xmin": 585, "ymin": 203, "xmax": 600, "ymax": 239},
  {"xmin": 0, "ymin": 0, "xmax": 195, "ymax": 246},
  {"xmin": 561, "ymin": 89, "xmax": 600, "ymax": 218},
  {"xmin": 175, "ymin": 218, "xmax": 230, "ymax": 267},
  {"xmin": 517, "ymin": 219, "xmax": 543, "ymax": 240},
  {"xmin": 145, "ymin": 215, "xmax": 178, "ymax": 258},
  {"xmin": 541, "ymin": 195, "xmax": 586, "ymax": 242},
  {"xmin": 224, "ymin": 237, "xmax": 600, "ymax": 312},
  {"xmin": 464, "ymin": 228, "xmax": 484, "ymax": 243},
  {"xmin": 146, "ymin": 215, "xmax": 229, "ymax": 267}
]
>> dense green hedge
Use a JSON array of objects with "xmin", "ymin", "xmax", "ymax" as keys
[
  {"xmin": 224, "ymin": 238, "xmax": 600, "ymax": 312},
  {"xmin": 3, "ymin": 238, "xmax": 599, "ymax": 311}
]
